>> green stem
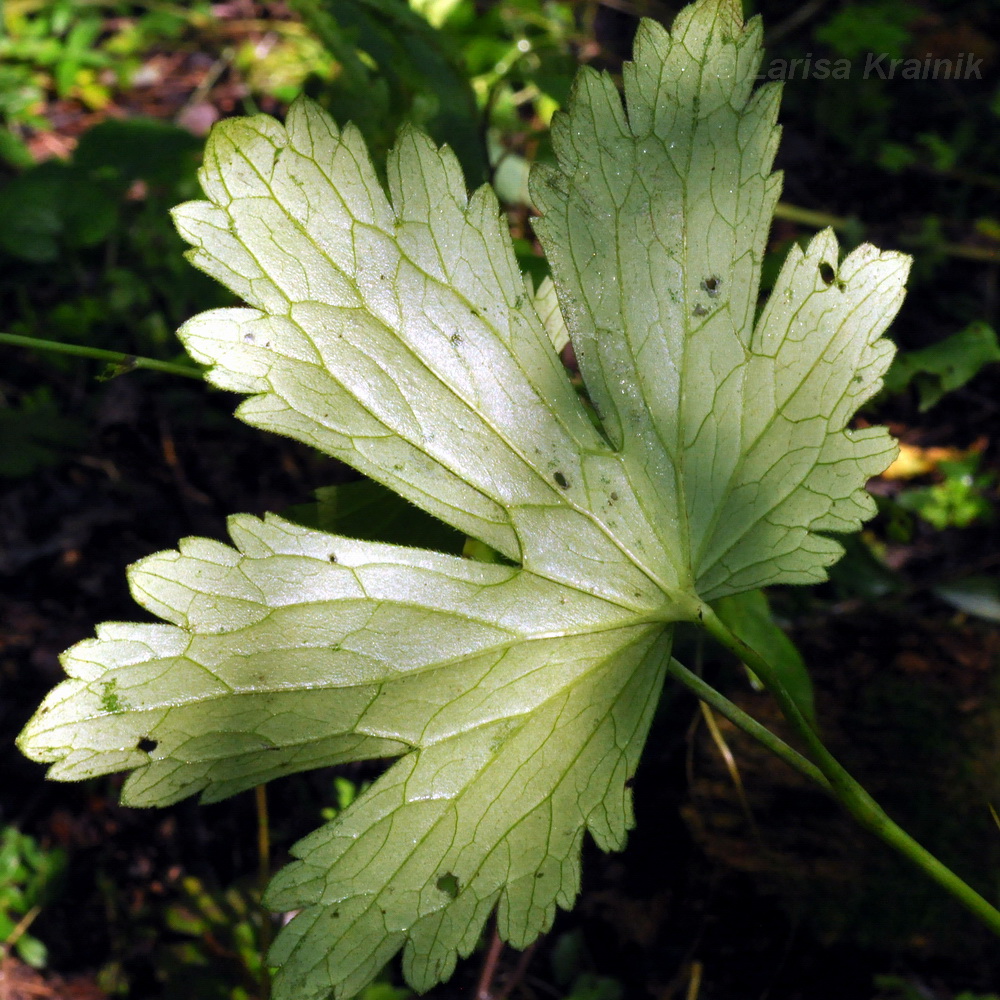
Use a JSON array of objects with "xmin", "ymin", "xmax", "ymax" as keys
[
  {"xmin": 0, "ymin": 332, "xmax": 204, "ymax": 380},
  {"xmin": 698, "ymin": 604, "xmax": 1000, "ymax": 937},
  {"xmin": 774, "ymin": 201, "xmax": 1000, "ymax": 263},
  {"xmin": 664, "ymin": 657, "xmax": 831, "ymax": 790}
]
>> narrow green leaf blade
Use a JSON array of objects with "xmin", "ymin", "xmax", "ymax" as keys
[{"xmin": 712, "ymin": 588, "xmax": 815, "ymax": 725}]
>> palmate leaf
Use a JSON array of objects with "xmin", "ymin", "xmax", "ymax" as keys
[{"xmin": 18, "ymin": 1, "xmax": 909, "ymax": 997}]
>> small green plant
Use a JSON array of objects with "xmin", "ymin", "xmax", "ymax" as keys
[
  {"xmin": 15, "ymin": 1, "xmax": 1000, "ymax": 997},
  {"xmin": 0, "ymin": 0, "xmax": 214, "ymax": 145},
  {"xmin": 319, "ymin": 775, "xmax": 367, "ymax": 825},
  {"xmin": 0, "ymin": 826, "xmax": 66, "ymax": 968},
  {"xmin": 897, "ymin": 453, "xmax": 995, "ymax": 529},
  {"xmin": 161, "ymin": 876, "xmax": 271, "ymax": 1000}
]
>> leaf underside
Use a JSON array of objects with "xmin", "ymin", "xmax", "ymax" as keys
[{"xmin": 18, "ymin": 1, "xmax": 908, "ymax": 997}]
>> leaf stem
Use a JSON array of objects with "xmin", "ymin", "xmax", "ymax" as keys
[
  {"xmin": 255, "ymin": 783, "xmax": 273, "ymax": 1000},
  {"xmin": 774, "ymin": 201, "xmax": 1000, "ymax": 263},
  {"xmin": 0, "ymin": 331, "xmax": 205, "ymax": 380},
  {"xmin": 698, "ymin": 603, "xmax": 1000, "ymax": 936},
  {"xmin": 665, "ymin": 657, "xmax": 830, "ymax": 790}
]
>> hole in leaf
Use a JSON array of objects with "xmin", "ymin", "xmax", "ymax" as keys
[
  {"xmin": 553, "ymin": 471, "xmax": 570, "ymax": 489},
  {"xmin": 819, "ymin": 261, "xmax": 836, "ymax": 285},
  {"xmin": 436, "ymin": 873, "xmax": 460, "ymax": 899},
  {"xmin": 560, "ymin": 341, "xmax": 578, "ymax": 372},
  {"xmin": 700, "ymin": 276, "xmax": 720, "ymax": 296},
  {"xmin": 137, "ymin": 737, "xmax": 157, "ymax": 753}
]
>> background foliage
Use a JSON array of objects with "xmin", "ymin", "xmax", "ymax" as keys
[{"xmin": 1, "ymin": 2, "xmax": 999, "ymax": 998}]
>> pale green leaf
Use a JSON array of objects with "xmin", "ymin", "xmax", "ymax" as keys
[
  {"xmin": 534, "ymin": 275, "xmax": 570, "ymax": 354},
  {"xmin": 18, "ymin": 1, "xmax": 908, "ymax": 997},
  {"xmin": 530, "ymin": 5, "xmax": 906, "ymax": 597}
]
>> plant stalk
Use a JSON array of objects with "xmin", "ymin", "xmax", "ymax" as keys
[
  {"xmin": 698, "ymin": 603, "xmax": 1000, "ymax": 937},
  {"xmin": 0, "ymin": 331, "xmax": 204, "ymax": 380},
  {"xmin": 665, "ymin": 657, "xmax": 830, "ymax": 790}
]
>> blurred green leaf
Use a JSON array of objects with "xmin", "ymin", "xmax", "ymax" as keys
[
  {"xmin": 0, "ymin": 387, "xmax": 85, "ymax": 478},
  {"xmin": 933, "ymin": 576, "xmax": 1000, "ymax": 623},
  {"xmin": 0, "ymin": 827, "xmax": 66, "ymax": 970},
  {"xmin": 883, "ymin": 322, "xmax": 1000, "ymax": 411},
  {"xmin": 814, "ymin": 0, "xmax": 916, "ymax": 60},
  {"xmin": 15, "ymin": 933, "xmax": 49, "ymax": 969},
  {"xmin": 712, "ymin": 589, "xmax": 816, "ymax": 726},
  {"xmin": 562, "ymin": 972, "xmax": 624, "ymax": 1000},
  {"xmin": 357, "ymin": 985, "xmax": 412, "ymax": 1000},
  {"xmin": 291, "ymin": 0, "xmax": 486, "ymax": 182},
  {"xmin": 74, "ymin": 117, "xmax": 202, "ymax": 189},
  {"xmin": 0, "ymin": 161, "xmax": 119, "ymax": 261},
  {"xmin": 286, "ymin": 478, "xmax": 466, "ymax": 554},
  {"xmin": 0, "ymin": 129, "xmax": 34, "ymax": 168}
]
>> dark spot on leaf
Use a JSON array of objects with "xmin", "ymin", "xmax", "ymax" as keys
[
  {"xmin": 450, "ymin": 333, "xmax": 462, "ymax": 345},
  {"xmin": 137, "ymin": 737, "xmax": 157, "ymax": 753},
  {"xmin": 436, "ymin": 872, "xmax": 460, "ymax": 899},
  {"xmin": 624, "ymin": 776, "xmax": 635, "ymax": 789},
  {"xmin": 692, "ymin": 304, "xmax": 709, "ymax": 317},
  {"xmin": 535, "ymin": 871, "xmax": 544, "ymax": 879},
  {"xmin": 609, "ymin": 491, "xmax": 618, "ymax": 502},
  {"xmin": 333, "ymin": 910, "xmax": 340, "ymax": 918},
  {"xmin": 701, "ymin": 276, "xmax": 720, "ymax": 296},
  {"xmin": 819, "ymin": 261, "xmax": 836, "ymax": 285},
  {"xmin": 554, "ymin": 471, "xmax": 569, "ymax": 489},
  {"xmin": 328, "ymin": 552, "xmax": 337, "ymax": 563}
]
